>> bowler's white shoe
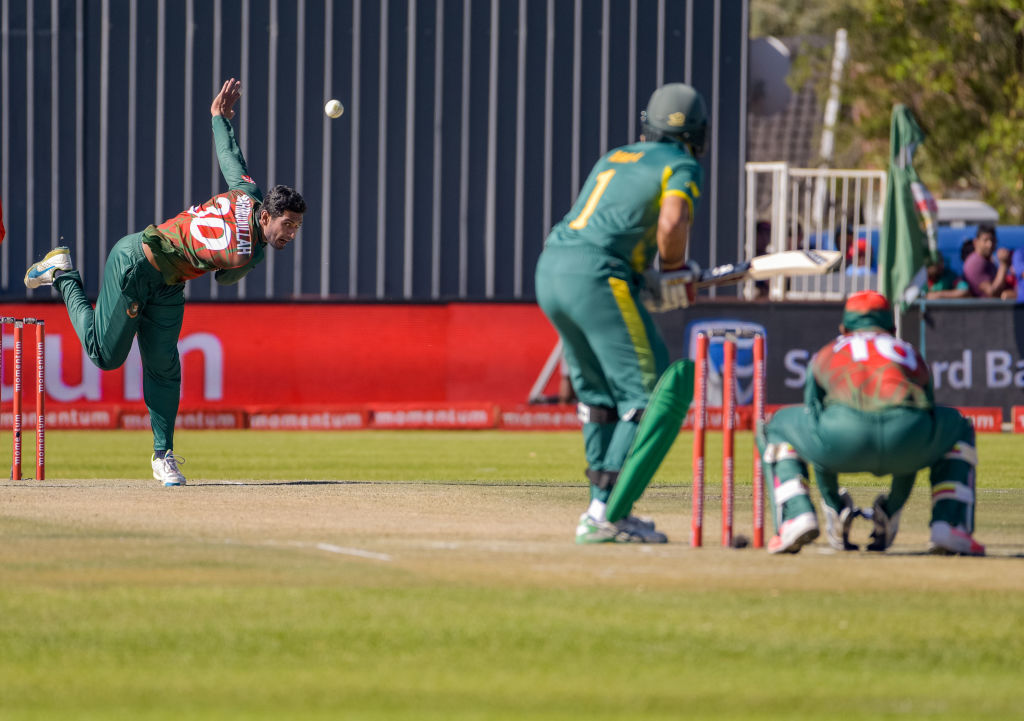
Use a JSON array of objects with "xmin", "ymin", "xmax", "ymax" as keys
[
  {"xmin": 24, "ymin": 247, "xmax": 72, "ymax": 288},
  {"xmin": 152, "ymin": 452, "xmax": 186, "ymax": 486}
]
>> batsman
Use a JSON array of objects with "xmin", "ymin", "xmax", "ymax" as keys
[
  {"xmin": 535, "ymin": 82, "xmax": 707, "ymax": 543},
  {"xmin": 759, "ymin": 291, "xmax": 984, "ymax": 555}
]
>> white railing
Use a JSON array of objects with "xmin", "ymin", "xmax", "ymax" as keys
[{"xmin": 744, "ymin": 163, "xmax": 887, "ymax": 301}]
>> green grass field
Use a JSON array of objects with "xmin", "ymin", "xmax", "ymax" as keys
[{"xmin": 2, "ymin": 430, "xmax": 1023, "ymax": 720}]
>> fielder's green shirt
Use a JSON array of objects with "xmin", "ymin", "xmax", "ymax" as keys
[
  {"xmin": 141, "ymin": 116, "xmax": 267, "ymax": 285},
  {"xmin": 920, "ymin": 267, "xmax": 969, "ymax": 294},
  {"xmin": 544, "ymin": 140, "xmax": 703, "ymax": 272}
]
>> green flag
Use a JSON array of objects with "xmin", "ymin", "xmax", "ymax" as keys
[{"xmin": 879, "ymin": 104, "xmax": 938, "ymax": 305}]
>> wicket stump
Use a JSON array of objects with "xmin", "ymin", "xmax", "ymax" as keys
[
  {"xmin": 1, "ymin": 317, "xmax": 45, "ymax": 480},
  {"xmin": 691, "ymin": 330, "xmax": 764, "ymax": 548}
]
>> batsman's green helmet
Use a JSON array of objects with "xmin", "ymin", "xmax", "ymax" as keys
[{"xmin": 641, "ymin": 82, "xmax": 708, "ymax": 156}]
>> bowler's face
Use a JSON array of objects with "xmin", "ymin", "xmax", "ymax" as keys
[{"xmin": 262, "ymin": 210, "xmax": 303, "ymax": 250}]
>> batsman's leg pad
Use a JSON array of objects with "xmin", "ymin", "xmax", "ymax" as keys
[{"xmin": 606, "ymin": 360, "xmax": 694, "ymax": 523}]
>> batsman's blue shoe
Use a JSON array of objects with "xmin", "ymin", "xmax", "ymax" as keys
[
  {"xmin": 152, "ymin": 452, "xmax": 187, "ymax": 486},
  {"xmin": 24, "ymin": 247, "xmax": 73, "ymax": 289}
]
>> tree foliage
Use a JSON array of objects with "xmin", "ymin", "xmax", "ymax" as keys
[
  {"xmin": 783, "ymin": 0, "xmax": 1024, "ymax": 221},
  {"xmin": 750, "ymin": 0, "xmax": 838, "ymax": 38}
]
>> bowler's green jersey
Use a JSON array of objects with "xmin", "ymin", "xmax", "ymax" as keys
[
  {"xmin": 142, "ymin": 116, "xmax": 266, "ymax": 285},
  {"xmin": 545, "ymin": 140, "xmax": 703, "ymax": 272}
]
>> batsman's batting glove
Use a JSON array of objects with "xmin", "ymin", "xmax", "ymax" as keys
[{"xmin": 643, "ymin": 260, "xmax": 700, "ymax": 311}]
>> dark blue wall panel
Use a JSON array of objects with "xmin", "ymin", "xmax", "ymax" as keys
[{"xmin": 1, "ymin": 0, "xmax": 748, "ymax": 302}]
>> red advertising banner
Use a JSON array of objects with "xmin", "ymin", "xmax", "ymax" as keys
[
  {"xmin": 957, "ymin": 407, "xmax": 1003, "ymax": 433},
  {"xmin": 1, "ymin": 302, "xmax": 559, "ymax": 412},
  {"xmin": 0, "ymin": 303, "xmax": 1012, "ymax": 432},
  {"xmin": 500, "ymin": 404, "xmax": 581, "ymax": 430},
  {"xmin": 368, "ymin": 402, "xmax": 498, "ymax": 429},
  {"xmin": 1014, "ymin": 406, "xmax": 1024, "ymax": 433}
]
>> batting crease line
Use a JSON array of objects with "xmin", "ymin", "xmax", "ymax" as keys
[
  {"xmin": 312, "ymin": 542, "xmax": 392, "ymax": 561},
  {"xmin": 224, "ymin": 538, "xmax": 393, "ymax": 562}
]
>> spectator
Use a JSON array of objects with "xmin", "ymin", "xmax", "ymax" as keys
[
  {"xmin": 845, "ymin": 237, "xmax": 873, "ymax": 274},
  {"xmin": 1012, "ymin": 246, "xmax": 1024, "ymax": 303},
  {"xmin": 755, "ymin": 220, "xmax": 772, "ymax": 255},
  {"xmin": 960, "ymin": 237, "xmax": 975, "ymax": 264},
  {"xmin": 835, "ymin": 225, "xmax": 854, "ymax": 259},
  {"xmin": 753, "ymin": 220, "xmax": 772, "ymax": 298},
  {"xmin": 788, "ymin": 221, "xmax": 805, "ymax": 251},
  {"xmin": 961, "ymin": 223, "xmax": 1015, "ymax": 299},
  {"xmin": 920, "ymin": 253, "xmax": 969, "ymax": 299}
]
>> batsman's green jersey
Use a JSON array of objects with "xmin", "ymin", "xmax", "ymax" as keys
[
  {"xmin": 544, "ymin": 141, "xmax": 703, "ymax": 271},
  {"xmin": 56, "ymin": 115, "xmax": 269, "ymax": 453},
  {"xmin": 535, "ymin": 139, "xmax": 703, "ymax": 504}
]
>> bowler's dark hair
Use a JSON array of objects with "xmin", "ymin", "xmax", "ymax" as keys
[
  {"xmin": 977, "ymin": 223, "xmax": 997, "ymax": 239},
  {"xmin": 262, "ymin": 184, "xmax": 306, "ymax": 218}
]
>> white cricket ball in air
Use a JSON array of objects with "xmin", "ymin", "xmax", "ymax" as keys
[{"xmin": 324, "ymin": 99, "xmax": 344, "ymax": 118}]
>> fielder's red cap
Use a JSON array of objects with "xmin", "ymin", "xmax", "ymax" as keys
[{"xmin": 842, "ymin": 290, "xmax": 895, "ymax": 332}]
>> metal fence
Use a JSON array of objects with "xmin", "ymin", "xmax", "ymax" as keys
[
  {"xmin": 743, "ymin": 162, "xmax": 887, "ymax": 300},
  {"xmin": 1, "ymin": 0, "xmax": 748, "ymax": 302}
]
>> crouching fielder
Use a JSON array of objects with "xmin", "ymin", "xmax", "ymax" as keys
[{"xmin": 758, "ymin": 291, "xmax": 984, "ymax": 555}]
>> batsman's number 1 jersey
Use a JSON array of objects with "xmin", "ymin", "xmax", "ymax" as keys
[{"xmin": 545, "ymin": 140, "xmax": 703, "ymax": 272}]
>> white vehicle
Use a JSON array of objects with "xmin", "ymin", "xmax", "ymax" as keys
[{"xmin": 935, "ymin": 199, "xmax": 999, "ymax": 228}]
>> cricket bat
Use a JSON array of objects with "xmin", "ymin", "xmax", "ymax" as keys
[
  {"xmin": 644, "ymin": 249, "xmax": 843, "ymax": 311},
  {"xmin": 696, "ymin": 249, "xmax": 843, "ymax": 287}
]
